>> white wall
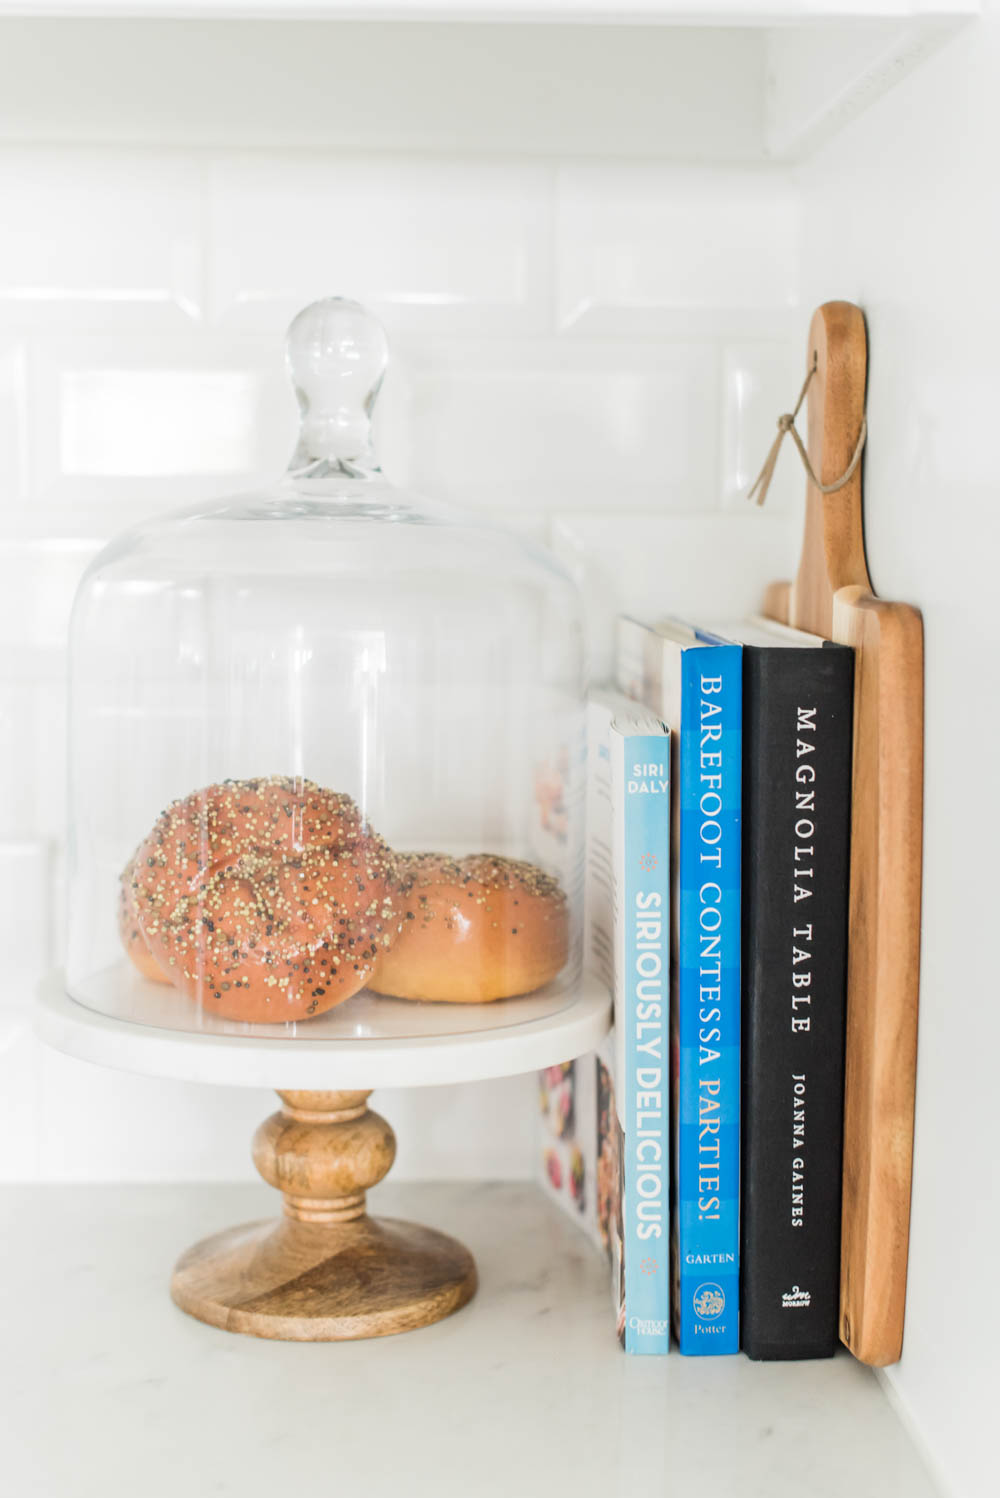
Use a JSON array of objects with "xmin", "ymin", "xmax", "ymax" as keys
[
  {"xmin": 0, "ymin": 144, "xmax": 801, "ymax": 1184},
  {"xmin": 797, "ymin": 12, "xmax": 1000, "ymax": 1498}
]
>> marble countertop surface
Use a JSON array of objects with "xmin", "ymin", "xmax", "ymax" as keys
[{"xmin": 1, "ymin": 1182, "xmax": 937, "ymax": 1498}]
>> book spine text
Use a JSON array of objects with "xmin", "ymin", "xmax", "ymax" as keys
[
  {"xmin": 612, "ymin": 727, "xmax": 671, "ymax": 1354},
  {"xmin": 740, "ymin": 646, "xmax": 853, "ymax": 1358},
  {"xmin": 677, "ymin": 646, "xmax": 742, "ymax": 1355}
]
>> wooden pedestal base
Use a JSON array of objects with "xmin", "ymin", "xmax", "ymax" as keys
[{"xmin": 171, "ymin": 1090, "xmax": 477, "ymax": 1341}]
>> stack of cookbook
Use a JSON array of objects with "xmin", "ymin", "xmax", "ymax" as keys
[{"xmin": 538, "ymin": 612, "xmax": 853, "ymax": 1359}]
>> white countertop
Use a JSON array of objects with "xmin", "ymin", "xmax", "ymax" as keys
[{"xmin": 2, "ymin": 1183, "xmax": 936, "ymax": 1498}]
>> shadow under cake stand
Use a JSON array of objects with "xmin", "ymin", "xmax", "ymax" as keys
[{"xmin": 37, "ymin": 969, "xmax": 609, "ymax": 1342}]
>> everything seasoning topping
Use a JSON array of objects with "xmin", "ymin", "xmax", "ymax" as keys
[
  {"xmin": 394, "ymin": 852, "xmax": 564, "ymax": 897},
  {"xmin": 365, "ymin": 850, "xmax": 570, "ymax": 1003},
  {"xmin": 121, "ymin": 787, "xmax": 572, "ymax": 1016},
  {"xmin": 123, "ymin": 776, "xmax": 403, "ymax": 1021},
  {"xmin": 390, "ymin": 852, "xmax": 566, "ymax": 932}
]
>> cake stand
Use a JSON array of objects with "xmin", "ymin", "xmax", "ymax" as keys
[{"xmin": 37, "ymin": 971, "xmax": 609, "ymax": 1342}]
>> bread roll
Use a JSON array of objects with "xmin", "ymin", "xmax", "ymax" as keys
[
  {"xmin": 118, "ymin": 861, "xmax": 170, "ymax": 984},
  {"xmin": 369, "ymin": 852, "xmax": 568, "ymax": 1003},
  {"xmin": 124, "ymin": 776, "xmax": 403, "ymax": 1023}
]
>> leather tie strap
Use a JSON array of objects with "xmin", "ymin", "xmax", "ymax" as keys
[{"xmin": 748, "ymin": 359, "xmax": 868, "ymax": 507}]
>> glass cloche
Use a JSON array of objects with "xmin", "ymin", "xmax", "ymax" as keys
[{"xmin": 66, "ymin": 298, "xmax": 587, "ymax": 1040}]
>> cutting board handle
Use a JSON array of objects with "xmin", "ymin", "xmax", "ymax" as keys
[{"xmin": 789, "ymin": 302, "xmax": 872, "ymax": 637}]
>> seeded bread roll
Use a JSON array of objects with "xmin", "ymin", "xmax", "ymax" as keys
[
  {"xmin": 118, "ymin": 859, "xmax": 170, "ymax": 984},
  {"xmin": 369, "ymin": 852, "xmax": 568, "ymax": 1003},
  {"xmin": 124, "ymin": 777, "xmax": 404, "ymax": 1023}
]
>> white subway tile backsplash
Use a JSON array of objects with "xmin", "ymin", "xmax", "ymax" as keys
[
  {"xmin": 399, "ymin": 339, "xmax": 719, "ymax": 511},
  {"xmin": 36, "ymin": 1048, "xmax": 274, "ymax": 1183},
  {"xmin": 556, "ymin": 166, "xmax": 799, "ymax": 334},
  {"xmin": 551, "ymin": 510, "xmax": 802, "ymax": 681},
  {"xmin": 0, "ymin": 148, "xmax": 202, "ymax": 328},
  {"xmin": 31, "ymin": 1054, "xmax": 535, "ymax": 1184},
  {"xmin": 381, "ymin": 1075, "xmax": 538, "ymax": 1181},
  {"xmin": 28, "ymin": 337, "xmax": 296, "ymax": 507},
  {"xmin": 0, "ymin": 343, "xmax": 28, "ymax": 511},
  {"xmin": 722, "ymin": 341, "xmax": 802, "ymax": 511},
  {"xmin": 0, "ymin": 841, "xmax": 52, "ymax": 1002},
  {"xmin": 61, "ymin": 368, "xmax": 265, "ymax": 478},
  {"xmin": 208, "ymin": 156, "xmax": 551, "ymax": 335},
  {"xmin": 0, "ymin": 539, "xmax": 101, "ymax": 649},
  {"xmin": 0, "ymin": 1028, "xmax": 41, "ymax": 1180},
  {"xmin": 0, "ymin": 680, "xmax": 66, "ymax": 843}
]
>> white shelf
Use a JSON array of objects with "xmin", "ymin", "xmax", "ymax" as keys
[
  {"xmin": 0, "ymin": 1180, "xmax": 938, "ymax": 1498},
  {"xmin": 36, "ymin": 969, "xmax": 611, "ymax": 1088},
  {"xmin": 0, "ymin": 8, "xmax": 977, "ymax": 161}
]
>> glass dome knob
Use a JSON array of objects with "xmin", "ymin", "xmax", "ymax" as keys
[{"xmin": 286, "ymin": 297, "xmax": 389, "ymax": 476}]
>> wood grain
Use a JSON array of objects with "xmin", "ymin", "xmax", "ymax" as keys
[
  {"xmin": 171, "ymin": 1090, "xmax": 477, "ymax": 1341},
  {"xmin": 790, "ymin": 302, "xmax": 871, "ymax": 636},
  {"xmin": 764, "ymin": 302, "xmax": 924, "ymax": 1367}
]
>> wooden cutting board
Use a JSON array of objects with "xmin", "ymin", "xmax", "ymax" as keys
[{"xmin": 762, "ymin": 301, "xmax": 924, "ymax": 1367}]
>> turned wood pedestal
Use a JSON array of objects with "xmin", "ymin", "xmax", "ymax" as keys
[{"xmin": 170, "ymin": 1091, "xmax": 478, "ymax": 1341}]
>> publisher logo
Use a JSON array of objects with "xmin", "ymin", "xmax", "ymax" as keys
[
  {"xmin": 629, "ymin": 1316, "xmax": 669, "ymax": 1336},
  {"xmin": 781, "ymin": 1285, "xmax": 811, "ymax": 1309},
  {"xmin": 638, "ymin": 852, "xmax": 658, "ymax": 871},
  {"xmin": 693, "ymin": 1282, "xmax": 726, "ymax": 1320}
]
